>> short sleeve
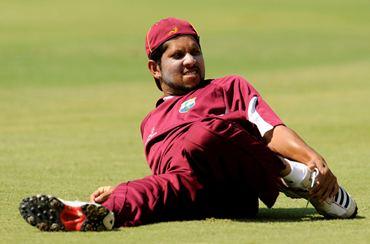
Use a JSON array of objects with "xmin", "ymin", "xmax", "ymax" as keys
[{"xmin": 218, "ymin": 75, "xmax": 284, "ymax": 136}]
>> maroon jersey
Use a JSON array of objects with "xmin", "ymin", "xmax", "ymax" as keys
[
  {"xmin": 141, "ymin": 75, "xmax": 283, "ymax": 174},
  {"xmin": 103, "ymin": 75, "xmax": 285, "ymax": 227}
]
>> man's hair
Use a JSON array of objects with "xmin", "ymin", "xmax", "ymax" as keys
[
  {"xmin": 149, "ymin": 43, "xmax": 168, "ymax": 91},
  {"xmin": 149, "ymin": 43, "xmax": 167, "ymax": 65}
]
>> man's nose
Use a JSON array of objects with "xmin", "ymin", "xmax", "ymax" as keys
[{"xmin": 183, "ymin": 53, "xmax": 196, "ymax": 66}]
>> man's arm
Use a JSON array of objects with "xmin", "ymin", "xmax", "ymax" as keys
[{"xmin": 263, "ymin": 125, "xmax": 339, "ymax": 201}]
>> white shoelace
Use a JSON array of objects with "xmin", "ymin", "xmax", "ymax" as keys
[
  {"xmin": 310, "ymin": 168, "xmax": 320, "ymax": 188},
  {"xmin": 306, "ymin": 168, "xmax": 320, "ymax": 208}
]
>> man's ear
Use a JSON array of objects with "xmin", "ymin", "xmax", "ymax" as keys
[{"xmin": 148, "ymin": 60, "xmax": 161, "ymax": 80}]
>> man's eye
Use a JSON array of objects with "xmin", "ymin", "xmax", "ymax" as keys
[
  {"xmin": 172, "ymin": 52, "xmax": 183, "ymax": 59},
  {"xmin": 191, "ymin": 49, "xmax": 201, "ymax": 56}
]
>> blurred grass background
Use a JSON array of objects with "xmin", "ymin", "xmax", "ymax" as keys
[{"xmin": 1, "ymin": 0, "xmax": 369, "ymax": 243}]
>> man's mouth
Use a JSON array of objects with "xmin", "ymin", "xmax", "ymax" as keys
[{"xmin": 183, "ymin": 69, "xmax": 199, "ymax": 76}]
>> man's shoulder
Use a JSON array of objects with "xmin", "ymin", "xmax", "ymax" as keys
[{"xmin": 211, "ymin": 75, "xmax": 250, "ymax": 88}]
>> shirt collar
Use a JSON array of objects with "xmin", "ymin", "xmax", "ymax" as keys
[{"xmin": 155, "ymin": 95, "xmax": 174, "ymax": 107}]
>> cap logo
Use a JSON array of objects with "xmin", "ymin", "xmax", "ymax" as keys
[{"xmin": 167, "ymin": 26, "xmax": 178, "ymax": 36}]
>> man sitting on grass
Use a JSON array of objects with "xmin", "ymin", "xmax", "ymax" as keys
[{"xmin": 19, "ymin": 17, "xmax": 357, "ymax": 231}]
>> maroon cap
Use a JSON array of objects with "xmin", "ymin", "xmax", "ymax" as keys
[{"xmin": 145, "ymin": 17, "xmax": 199, "ymax": 58}]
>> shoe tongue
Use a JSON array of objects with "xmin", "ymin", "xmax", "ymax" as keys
[{"xmin": 62, "ymin": 200, "xmax": 100, "ymax": 207}]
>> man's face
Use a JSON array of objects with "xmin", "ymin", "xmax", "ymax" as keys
[{"xmin": 156, "ymin": 35, "xmax": 205, "ymax": 95}]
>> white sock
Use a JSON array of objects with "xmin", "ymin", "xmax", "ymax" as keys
[{"xmin": 281, "ymin": 157, "xmax": 310, "ymax": 189}]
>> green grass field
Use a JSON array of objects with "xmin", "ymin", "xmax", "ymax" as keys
[{"xmin": 1, "ymin": 0, "xmax": 370, "ymax": 243}]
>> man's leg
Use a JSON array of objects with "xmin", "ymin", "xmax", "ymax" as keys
[
  {"xmin": 183, "ymin": 117, "xmax": 357, "ymax": 219},
  {"xmin": 180, "ymin": 118, "xmax": 288, "ymax": 214},
  {"xmin": 102, "ymin": 117, "xmax": 287, "ymax": 222}
]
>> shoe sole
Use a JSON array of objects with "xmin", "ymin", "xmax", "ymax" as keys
[
  {"xmin": 19, "ymin": 195, "xmax": 111, "ymax": 231},
  {"xmin": 321, "ymin": 206, "xmax": 358, "ymax": 219},
  {"xmin": 320, "ymin": 202, "xmax": 358, "ymax": 219}
]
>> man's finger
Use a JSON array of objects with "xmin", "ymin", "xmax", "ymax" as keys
[
  {"xmin": 89, "ymin": 186, "xmax": 114, "ymax": 203},
  {"xmin": 326, "ymin": 176, "xmax": 338, "ymax": 200},
  {"xmin": 90, "ymin": 187, "xmax": 104, "ymax": 202},
  {"xmin": 90, "ymin": 191, "xmax": 99, "ymax": 202},
  {"xmin": 331, "ymin": 181, "xmax": 339, "ymax": 199},
  {"xmin": 95, "ymin": 193, "xmax": 107, "ymax": 203},
  {"xmin": 311, "ymin": 180, "xmax": 328, "ymax": 202},
  {"xmin": 320, "ymin": 184, "xmax": 332, "ymax": 202}
]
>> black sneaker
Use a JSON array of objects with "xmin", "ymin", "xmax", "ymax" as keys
[{"xmin": 19, "ymin": 195, "xmax": 115, "ymax": 231}]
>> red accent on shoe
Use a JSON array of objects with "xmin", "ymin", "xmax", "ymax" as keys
[{"xmin": 59, "ymin": 206, "xmax": 86, "ymax": 231}]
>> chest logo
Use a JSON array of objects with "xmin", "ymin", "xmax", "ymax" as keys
[{"xmin": 179, "ymin": 97, "xmax": 196, "ymax": 113}]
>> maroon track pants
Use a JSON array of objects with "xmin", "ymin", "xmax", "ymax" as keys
[{"xmin": 103, "ymin": 118, "xmax": 285, "ymax": 227}]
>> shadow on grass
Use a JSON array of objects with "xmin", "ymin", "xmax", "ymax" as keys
[
  {"xmin": 254, "ymin": 207, "xmax": 322, "ymax": 222},
  {"xmin": 111, "ymin": 208, "xmax": 365, "ymax": 230},
  {"xmin": 234, "ymin": 207, "xmax": 365, "ymax": 223}
]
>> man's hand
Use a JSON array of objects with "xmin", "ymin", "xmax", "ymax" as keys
[
  {"xmin": 90, "ymin": 186, "xmax": 115, "ymax": 203},
  {"xmin": 265, "ymin": 125, "xmax": 339, "ymax": 202},
  {"xmin": 307, "ymin": 157, "xmax": 339, "ymax": 202}
]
